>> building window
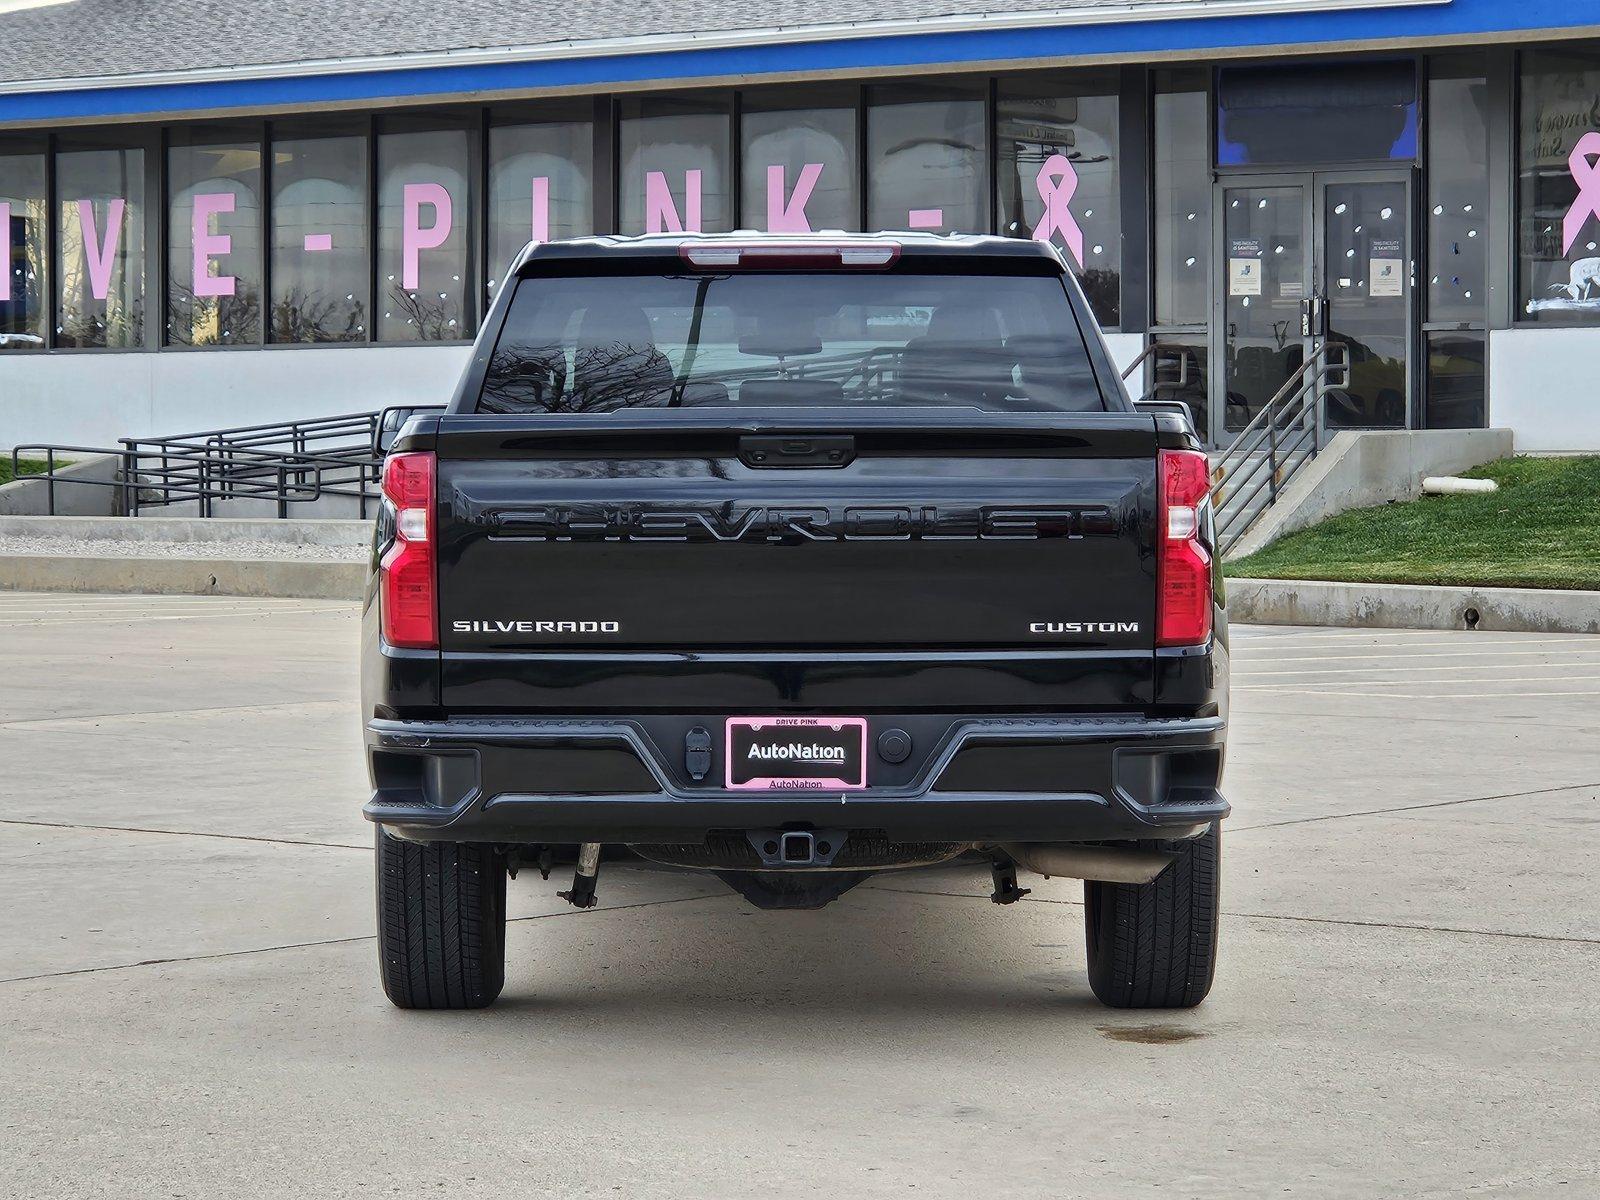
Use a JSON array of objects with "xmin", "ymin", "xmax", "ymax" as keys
[
  {"xmin": 1518, "ymin": 46, "xmax": 1600, "ymax": 322},
  {"xmin": 56, "ymin": 135, "xmax": 145, "ymax": 349},
  {"xmin": 740, "ymin": 85, "xmax": 860, "ymax": 232},
  {"xmin": 1153, "ymin": 69, "xmax": 1210, "ymax": 330},
  {"xmin": 619, "ymin": 94, "xmax": 732, "ymax": 235},
  {"xmin": 167, "ymin": 125, "xmax": 263, "ymax": 346},
  {"xmin": 377, "ymin": 114, "xmax": 474, "ymax": 341},
  {"xmin": 1424, "ymin": 331, "xmax": 1486, "ymax": 428},
  {"xmin": 996, "ymin": 70, "xmax": 1121, "ymax": 327},
  {"xmin": 1218, "ymin": 61, "xmax": 1418, "ymax": 165},
  {"xmin": 1427, "ymin": 56, "xmax": 1488, "ymax": 325},
  {"xmin": 867, "ymin": 82, "xmax": 985, "ymax": 235},
  {"xmin": 488, "ymin": 102, "xmax": 593, "ymax": 296},
  {"xmin": 0, "ymin": 135, "xmax": 47, "ymax": 351},
  {"xmin": 270, "ymin": 117, "xmax": 369, "ymax": 344}
]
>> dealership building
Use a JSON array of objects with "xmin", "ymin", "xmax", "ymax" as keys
[{"xmin": 1, "ymin": 0, "xmax": 1599, "ymax": 451}]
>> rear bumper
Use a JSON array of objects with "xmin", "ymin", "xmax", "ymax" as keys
[{"xmin": 364, "ymin": 712, "xmax": 1228, "ymax": 845}]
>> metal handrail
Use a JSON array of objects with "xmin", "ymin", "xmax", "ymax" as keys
[
  {"xmin": 1212, "ymin": 343, "xmax": 1334, "ymax": 480},
  {"xmin": 1210, "ymin": 340, "xmax": 1351, "ymax": 555},
  {"xmin": 11, "ymin": 406, "xmax": 444, "ymax": 518},
  {"xmin": 1119, "ymin": 342, "xmax": 1196, "ymax": 390}
]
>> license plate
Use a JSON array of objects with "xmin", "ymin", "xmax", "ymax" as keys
[{"xmin": 724, "ymin": 717, "xmax": 868, "ymax": 791}]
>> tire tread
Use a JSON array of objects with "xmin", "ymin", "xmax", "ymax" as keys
[
  {"xmin": 376, "ymin": 830, "xmax": 506, "ymax": 1010},
  {"xmin": 1084, "ymin": 823, "xmax": 1220, "ymax": 1009}
]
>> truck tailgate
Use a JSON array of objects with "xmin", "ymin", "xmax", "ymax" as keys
[{"xmin": 432, "ymin": 412, "xmax": 1160, "ymax": 710}]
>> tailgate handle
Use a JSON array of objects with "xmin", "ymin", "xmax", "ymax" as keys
[{"xmin": 740, "ymin": 435, "xmax": 855, "ymax": 469}]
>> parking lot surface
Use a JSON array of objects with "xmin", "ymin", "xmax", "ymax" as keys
[{"xmin": 1, "ymin": 592, "xmax": 1596, "ymax": 1198}]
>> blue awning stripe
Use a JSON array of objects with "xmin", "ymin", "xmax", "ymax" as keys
[{"xmin": 0, "ymin": 0, "xmax": 1588, "ymax": 124}]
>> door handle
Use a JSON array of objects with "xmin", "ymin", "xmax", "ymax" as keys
[{"xmin": 1302, "ymin": 294, "xmax": 1327, "ymax": 339}]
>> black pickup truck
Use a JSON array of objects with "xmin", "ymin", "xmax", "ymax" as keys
[{"xmin": 362, "ymin": 232, "xmax": 1228, "ymax": 1011}]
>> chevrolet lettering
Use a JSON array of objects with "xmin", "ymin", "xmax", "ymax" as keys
[
  {"xmin": 490, "ymin": 504, "xmax": 1116, "ymax": 542},
  {"xmin": 363, "ymin": 231, "xmax": 1229, "ymax": 1012}
]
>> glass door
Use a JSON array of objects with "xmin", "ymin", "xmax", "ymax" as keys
[
  {"xmin": 1210, "ymin": 169, "xmax": 1415, "ymax": 445},
  {"xmin": 1317, "ymin": 172, "xmax": 1413, "ymax": 429},
  {"xmin": 1213, "ymin": 180, "xmax": 1313, "ymax": 444}
]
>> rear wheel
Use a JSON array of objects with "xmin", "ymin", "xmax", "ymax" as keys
[
  {"xmin": 1084, "ymin": 823, "xmax": 1220, "ymax": 1009},
  {"xmin": 375, "ymin": 828, "xmax": 507, "ymax": 1010}
]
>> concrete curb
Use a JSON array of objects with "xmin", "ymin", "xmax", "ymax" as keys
[
  {"xmin": 1227, "ymin": 577, "xmax": 1600, "ymax": 634},
  {"xmin": 0, "ymin": 554, "xmax": 365, "ymax": 600}
]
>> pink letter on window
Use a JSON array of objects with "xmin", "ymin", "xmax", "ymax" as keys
[
  {"xmin": 767, "ymin": 163, "xmax": 824, "ymax": 233},
  {"xmin": 192, "ymin": 192, "xmax": 236, "ymax": 298},
  {"xmin": 645, "ymin": 170, "xmax": 701, "ymax": 233},
  {"xmin": 531, "ymin": 176, "xmax": 549, "ymax": 243},
  {"xmin": 908, "ymin": 208, "xmax": 944, "ymax": 229},
  {"xmin": 77, "ymin": 198, "xmax": 125, "ymax": 302},
  {"xmin": 0, "ymin": 202, "xmax": 10, "ymax": 303},
  {"xmin": 402, "ymin": 182, "xmax": 452, "ymax": 290},
  {"xmin": 303, "ymin": 233, "xmax": 333, "ymax": 252}
]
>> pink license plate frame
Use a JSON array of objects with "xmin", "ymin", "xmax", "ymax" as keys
[{"xmin": 724, "ymin": 716, "xmax": 869, "ymax": 791}]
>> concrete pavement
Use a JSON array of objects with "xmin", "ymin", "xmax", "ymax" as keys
[{"xmin": 1, "ymin": 593, "xmax": 1596, "ymax": 1198}]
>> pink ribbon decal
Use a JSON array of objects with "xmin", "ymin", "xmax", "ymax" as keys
[
  {"xmin": 1563, "ymin": 131, "xmax": 1600, "ymax": 255},
  {"xmin": 1031, "ymin": 153, "xmax": 1084, "ymax": 267},
  {"xmin": 78, "ymin": 198, "xmax": 124, "ymax": 302}
]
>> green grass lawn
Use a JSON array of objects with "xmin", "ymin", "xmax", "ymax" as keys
[
  {"xmin": 0, "ymin": 457, "xmax": 52, "ymax": 487},
  {"xmin": 1225, "ymin": 455, "xmax": 1600, "ymax": 591}
]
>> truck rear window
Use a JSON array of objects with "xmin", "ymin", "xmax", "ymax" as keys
[{"xmin": 476, "ymin": 271, "xmax": 1106, "ymax": 414}]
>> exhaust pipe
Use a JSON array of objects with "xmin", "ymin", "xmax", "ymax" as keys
[{"xmin": 999, "ymin": 843, "xmax": 1176, "ymax": 885}]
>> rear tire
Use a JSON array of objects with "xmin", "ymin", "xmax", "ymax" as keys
[
  {"xmin": 1084, "ymin": 823, "xmax": 1220, "ymax": 1009},
  {"xmin": 375, "ymin": 828, "xmax": 507, "ymax": 1010}
]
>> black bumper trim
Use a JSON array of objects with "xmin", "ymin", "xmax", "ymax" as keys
[{"xmin": 364, "ymin": 713, "xmax": 1227, "ymax": 844}]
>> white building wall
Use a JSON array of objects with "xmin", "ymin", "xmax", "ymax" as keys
[
  {"xmin": 17, "ymin": 328, "xmax": 1589, "ymax": 453},
  {"xmin": 1102, "ymin": 332, "xmax": 1145, "ymax": 387},
  {"xmin": 4, "ymin": 335, "xmax": 1154, "ymax": 448},
  {"xmin": 0, "ymin": 346, "xmax": 474, "ymax": 449},
  {"xmin": 1488, "ymin": 327, "xmax": 1600, "ymax": 452}
]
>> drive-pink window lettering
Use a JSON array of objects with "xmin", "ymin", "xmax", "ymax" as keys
[
  {"xmin": 0, "ymin": 202, "xmax": 10, "ymax": 302},
  {"xmin": 530, "ymin": 176, "xmax": 549, "ymax": 242},
  {"xmin": 402, "ymin": 182, "xmax": 452, "ymax": 290},
  {"xmin": 192, "ymin": 192, "xmax": 236, "ymax": 298},
  {"xmin": 77, "ymin": 197, "xmax": 124, "ymax": 301},
  {"xmin": 645, "ymin": 170, "xmax": 701, "ymax": 233},
  {"xmin": 766, "ymin": 163, "xmax": 824, "ymax": 233}
]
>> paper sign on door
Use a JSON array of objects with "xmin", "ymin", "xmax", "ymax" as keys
[
  {"xmin": 1228, "ymin": 239, "xmax": 1262, "ymax": 297},
  {"xmin": 1369, "ymin": 239, "xmax": 1403, "ymax": 296}
]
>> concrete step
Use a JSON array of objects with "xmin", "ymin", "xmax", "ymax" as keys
[
  {"xmin": 0, "ymin": 514, "xmax": 372, "ymax": 546},
  {"xmin": 0, "ymin": 515, "xmax": 369, "ymax": 599},
  {"xmin": 0, "ymin": 553, "xmax": 364, "ymax": 600}
]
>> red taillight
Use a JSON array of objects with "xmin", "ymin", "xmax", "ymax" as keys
[
  {"xmin": 677, "ymin": 241, "xmax": 900, "ymax": 270},
  {"xmin": 379, "ymin": 451, "xmax": 437, "ymax": 649},
  {"xmin": 1156, "ymin": 448, "xmax": 1213, "ymax": 647}
]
